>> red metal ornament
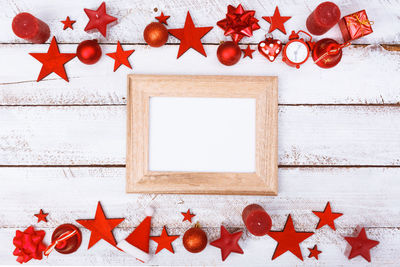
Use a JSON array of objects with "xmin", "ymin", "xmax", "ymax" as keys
[
  {"xmin": 46, "ymin": 224, "xmax": 82, "ymax": 255},
  {"xmin": 344, "ymin": 227, "xmax": 379, "ymax": 262},
  {"xmin": 308, "ymin": 245, "xmax": 322, "ymax": 260},
  {"xmin": 258, "ymin": 36, "xmax": 282, "ymax": 62},
  {"xmin": 106, "ymin": 41, "xmax": 135, "ymax": 71},
  {"xmin": 312, "ymin": 39, "xmax": 350, "ymax": 69},
  {"xmin": 61, "ymin": 16, "xmax": 76, "ymax": 30},
  {"xmin": 84, "ymin": 2, "xmax": 117, "ymax": 37},
  {"xmin": 34, "ymin": 209, "xmax": 48, "ymax": 223},
  {"xmin": 182, "ymin": 224, "xmax": 208, "ymax": 253},
  {"xmin": 217, "ymin": 41, "xmax": 241, "ymax": 66},
  {"xmin": 263, "ymin": 6, "xmax": 291, "ymax": 34},
  {"xmin": 282, "ymin": 30, "xmax": 314, "ymax": 69},
  {"xmin": 210, "ymin": 226, "xmax": 243, "ymax": 261},
  {"xmin": 150, "ymin": 226, "xmax": 179, "ymax": 254},
  {"xmin": 76, "ymin": 39, "xmax": 102, "ymax": 65},
  {"xmin": 181, "ymin": 209, "xmax": 196, "ymax": 223},
  {"xmin": 312, "ymin": 202, "xmax": 343, "ymax": 230},
  {"xmin": 144, "ymin": 22, "xmax": 169, "ymax": 47}
]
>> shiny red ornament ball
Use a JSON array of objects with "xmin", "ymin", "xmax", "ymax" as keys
[
  {"xmin": 76, "ymin": 39, "xmax": 102, "ymax": 65},
  {"xmin": 144, "ymin": 22, "xmax": 168, "ymax": 47},
  {"xmin": 183, "ymin": 225, "xmax": 208, "ymax": 253},
  {"xmin": 217, "ymin": 41, "xmax": 241, "ymax": 66}
]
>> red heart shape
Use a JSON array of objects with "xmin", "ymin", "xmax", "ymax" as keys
[{"xmin": 258, "ymin": 37, "xmax": 282, "ymax": 62}]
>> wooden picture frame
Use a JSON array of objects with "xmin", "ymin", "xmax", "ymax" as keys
[{"xmin": 126, "ymin": 74, "xmax": 278, "ymax": 195}]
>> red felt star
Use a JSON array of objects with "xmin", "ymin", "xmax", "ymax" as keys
[
  {"xmin": 313, "ymin": 202, "xmax": 343, "ymax": 230},
  {"xmin": 268, "ymin": 215, "xmax": 314, "ymax": 261},
  {"xmin": 181, "ymin": 209, "xmax": 195, "ymax": 223},
  {"xmin": 106, "ymin": 41, "xmax": 135, "ymax": 71},
  {"xmin": 308, "ymin": 245, "xmax": 322, "ymax": 260},
  {"xmin": 242, "ymin": 45, "xmax": 255, "ymax": 59},
  {"xmin": 30, "ymin": 37, "xmax": 76, "ymax": 82},
  {"xmin": 150, "ymin": 226, "xmax": 179, "ymax": 254},
  {"xmin": 61, "ymin": 16, "xmax": 76, "ymax": 30},
  {"xmin": 76, "ymin": 201, "xmax": 124, "ymax": 249},
  {"xmin": 84, "ymin": 2, "xmax": 117, "ymax": 37},
  {"xmin": 156, "ymin": 12, "xmax": 170, "ymax": 25},
  {"xmin": 344, "ymin": 228, "xmax": 379, "ymax": 262},
  {"xmin": 262, "ymin": 6, "xmax": 291, "ymax": 34},
  {"xmin": 168, "ymin": 12, "xmax": 213, "ymax": 58},
  {"xmin": 34, "ymin": 209, "xmax": 48, "ymax": 223},
  {"xmin": 210, "ymin": 226, "xmax": 243, "ymax": 261}
]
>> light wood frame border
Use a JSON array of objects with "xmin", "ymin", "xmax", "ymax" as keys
[{"xmin": 126, "ymin": 74, "xmax": 278, "ymax": 195}]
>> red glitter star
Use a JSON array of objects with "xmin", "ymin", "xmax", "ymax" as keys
[
  {"xmin": 313, "ymin": 202, "xmax": 343, "ymax": 230},
  {"xmin": 150, "ymin": 226, "xmax": 179, "ymax": 254},
  {"xmin": 61, "ymin": 16, "xmax": 76, "ymax": 30},
  {"xmin": 34, "ymin": 209, "xmax": 48, "ymax": 223},
  {"xmin": 106, "ymin": 41, "xmax": 135, "ymax": 71},
  {"xmin": 308, "ymin": 245, "xmax": 322, "ymax": 260},
  {"xmin": 242, "ymin": 45, "xmax": 255, "ymax": 59},
  {"xmin": 210, "ymin": 226, "xmax": 243, "ymax": 261},
  {"xmin": 181, "ymin": 209, "xmax": 196, "ymax": 223},
  {"xmin": 84, "ymin": 2, "xmax": 117, "ymax": 37},
  {"xmin": 344, "ymin": 228, "xmax": 379, "ymax": 262},
  {"xmin": 262, "ymin": 6, "xmax": 291, "ymax": 34},
  {"xmin": 156, "ymin": 12, "xmax": 170, "ymax": 25}
]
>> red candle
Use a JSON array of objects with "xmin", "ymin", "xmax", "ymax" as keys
[
  {"xmin": 242, "ymin": 204, "xmax": 272, "ymax": 236},
  {"xmin": 306, "ymin": 2, "xmax": 341, "ymax": 35},
  {"xmin": 12, "ymin": 13, "xmax": 50, "ymax": 43}
]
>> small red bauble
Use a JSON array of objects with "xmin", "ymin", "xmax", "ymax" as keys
[
  {"xmin": 183, "ymin": 224, "xmax": 208, "ymax": 253},
  {"xmin": 144, "ymin": 22, "xmax": 168, "ymax": 47},
  {"xmin": 217, "ymin": 41, "xmax": 241, "ymax": 66},
  {"xmin": 312, "ymin": 38, "xmax": 343, "ymax": 69},
  {"xmin": 258, "ymin": 37, "xmax": 282, "ymax": 62},
  {"xmin": 76, "ymin": 40, "xmax": 102, "ymax": 65},
  {"xmin": 51, "ymin": 224, "xmax": 82, "ymax": 254}
]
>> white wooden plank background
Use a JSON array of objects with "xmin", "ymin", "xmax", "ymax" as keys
[{"xmin": 1, "ymin": 0, "xmax": 400, "ymax": 266}]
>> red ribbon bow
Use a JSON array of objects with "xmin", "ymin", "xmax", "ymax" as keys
[{"xmin": 13, "ymin": 226, "xmax": 46, "ymax": 264}]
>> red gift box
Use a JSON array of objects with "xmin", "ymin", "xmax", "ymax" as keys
[{"xmin": 339, "ymin": 10, "xmax": 373, "ymax": 42}]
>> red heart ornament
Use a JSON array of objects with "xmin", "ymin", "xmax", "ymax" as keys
[{"xmin": 258, "ymin": 37, "xmax": 282, "ymax": 62}]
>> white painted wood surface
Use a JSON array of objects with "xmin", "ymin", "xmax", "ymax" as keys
[{"xmin": 1, "ymin": 0, "xmax": 400, "ymax": 266}]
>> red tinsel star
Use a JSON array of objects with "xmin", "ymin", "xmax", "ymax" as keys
[
  {"xmin": 242, "ymin": 45, "xmax": 255, "ymax": 59},
  {"xmin": 210, "ymin": 226, "xmax": 243, "ymax": 261},
  {"xmin": 30, "ymin": 37, "xmax": 76, "ymax": 82},
  {"xmin": 76, "ymin": 201, "xmax": 124, "ymax": 249},
  {"xmin": 268, "ymin": 215, "xmax": 314, "ymax": 261},
  {"xmin": 168, "ymin": 12, "xmax": 213, "ymax": 58},
  {"xmin": 106, "ymin": 41, "xmax": 135, "ymax": 71},
  {"xmin": 34, "ymin": 209, "xmax": 48, "ymax": 223},
  {"xmin": 308, "ymin": 245, "xmax": 322, "ymax": 260},
  {"xmin": 84, "ymin": 2, "xmax": 117, "ymax": 37},
  {"xmin": 61, "ymin": 16, "xmax": 76, "ymax": 30},
  {"xmin": 181, "ymin": 209, "xmax": 196, "ymax": 223},
  {"xmin": 150, "ymin": 226, "xmax": 179, "ymax": 254},
  {"xmin": 313, "ymin": 202, "xmax": 343, "ymax": 230},
  {"xmin": 262, "ymin": 6, "xmax": 291, "ymax": 34},
  {"xmin": 156, "ymin": 12, "xmax": 170, "ymax": 25},
  {"xmin": 344, "ymin": 228, "xmax": 379, "ymax": 262}
]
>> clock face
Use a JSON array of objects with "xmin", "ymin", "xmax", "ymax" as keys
[{"xmin": 285, "ymin": 41, "xmax": 309, "ymax": 63}]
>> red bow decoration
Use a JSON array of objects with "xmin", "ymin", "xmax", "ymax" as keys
[
  {"xmin": 217, "ymin": 4, "xmax": 260, "ymax": 43},
  {"xmin": 13, "ymin": 226, "xmax": 46, "ymax": 264}
]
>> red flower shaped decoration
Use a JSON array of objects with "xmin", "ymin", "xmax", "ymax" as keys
[
  {"xmin": 217, "ymin": 4, "xmax": 260, "ymax": 43},
  {"xmin": 13, "ymin": 226, "xmax": 46, "ymax": 264}
]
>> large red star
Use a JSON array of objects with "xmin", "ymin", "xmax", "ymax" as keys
[
  {"xmin": 181, "ymin": 209, "xmax": 195, "ymax": 223},
  {"xmin": 210, "ymin": 226, "xmax": 243, "ymax": 261},
  {"xmin": 313, "ymin": 202, "xmax": 343, "ymax": 230},
  {"xmin": 61, "ymin": 16, "xmax": 76, "ymax": 30},
  {"xmin": 106, "ymin": 41, "xmax": 135, "ymax": 71},
  {"xmin": 84, "ymin": 2, "xmax": 117, "ymax": 37},
  {"xmin": 308, "ymin": 245, "xmax": 322, "ymax": 260},
  {"xmin": 76, "ymin": 201, "xmax": 124, "ymax": 249},
  {"xmin": 156, "ymin": 12, "xmax": 170, "ymax": 25},
  {"xmin": 262, "ymin": 6, "xmax": 291, "ymax": 34},
  {"xmin": 242, "ymin": 45, "xmax": 255, "ymax": 59},
  {"xmin": 268, "ymin": 215, "xmax": 314, "ymax": 261},
  {"xmin": 150, "ymin": 226, "xmax": 179, "ymax": 254},
  {"xmin": 168, "ymin": 12, "xmax": 213, "ymax": 58},
  {"xmin": 344, "ymin": 228, "xmax": 379, "ymax": 262},
  {"xmin": 34, "ymin": 209, "xmax": 48, "ymax": 223},
  {"xmin": 30, "ymin": 37, "xmax": 76, "ymax": 82}
]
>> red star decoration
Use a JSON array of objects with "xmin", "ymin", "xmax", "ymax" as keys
[
  {"xmin": 344, "ymin": 228, "xmax": 379, "ymax": 262},
  {"xmin": 150, "ymin": 226, "xmax": 179, "ymax": 254},
  {"xmin": 242, "ymin": 45, "xmax": 255, "ymax": 59},
  {"xmin": 61, "ymin": 16, "xmax": 76, "ymax": 30},
  {"xmin": 168, "ymin": 12, "xmax": 213, "ymax": 58},
  {"xmin": 181, "ymin": 209, "xmax": 195, "ymax": 222},
  {"xmin": 30, "ymin": 37, "xmax": 76, "ymax": 82},
  {"xmin": 262, "ymin": 6, "xmax": 291, "ymax": 34},
  {"xmin": 156, "ymin": 12, "xmax": 170, "ymax": 25},
  {"xmin": 34, "ymin": 209, "xmax": 48, "ymax": 223},
  {"xmin": 76, "ymin": 201, "xmax": 124, "ymax": 249},
  {"xmin": 84, "ymin": 2, "xmax": 117, "ymax": 37},
  {"xmin": 210, "ymin": 226, "xmax": 243, "ymax": 261},
  {"xmin": 268, "ymin": 215, "xmax": 314, "ymax": 261},
  {"xmin": 313, "ymin": 202, "xmax": 343, "ymax": 230},
  {"xmin": 106, "ymin": 41, "xmax": 135, "ymax": 71},
  {"xmin": 308, "ymin": 245, "xmax": 322, "ymax": 260}
]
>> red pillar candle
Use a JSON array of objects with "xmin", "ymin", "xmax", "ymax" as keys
[
  {"xmin": 242, "ymin": 204, "xmax": 272, "ymax": 236},
  {"xmin": 306, "ymin": 2, "xmax": 341, "ymax": 35},
  {"xmin": 12, "ymin": 13, "xmax": 50, "ymax": 43}
]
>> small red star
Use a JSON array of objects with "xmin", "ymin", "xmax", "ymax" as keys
[
  {"xmin": 181, "ymin": 209, "xmax": 195, "ymax": 222},
  {"xmin": 210, "ymin": 226, "xmax": 243, "ymax": 261},
  {"xmin": 262, "ymin": 6, "xmax": 291, "ymax": 34},
  {"xmin": 106, "ymin": 41, "xmax": 135, "ymax": 72},
  {"xmin": 344, "ymin": 228, "xmax": 379, "ymax": 262},
  {"xmin": 150, "ymin": 226, "xmax": 179, "ymax": 254},
  {"xmin": 34, "ymin": 209, "xmax": 48, "ymax": 223},
  {"xmin": 84, "ymin": 2, "xmax": 117, "ymax": 37},
  {"xmin": 29, "ymin": 37, "xmax": 76, "ymax": 82},
  {"xmin": 308, "ymin": 245, "xmax": 322, "ymax": 260},
  {"xmin": 242, "ymin": 45, "xmax": 255, "ymax": 59},
  {"xmin": 61, "ymin": 16, "xmax": 76, "ymax": 30},
  {"xmin": 313, "ymin": 202, "xmax": 343, "ymax": 230},
  {"xmin": 156, "ymin": 12, "xmax": 170, "ymax": 25}
]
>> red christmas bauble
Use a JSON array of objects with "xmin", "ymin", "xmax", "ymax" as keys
[
  {"xmin": 144, "ymin": 22, "xmax": 168, "ymax": 47},
  {"xmin": 312, "ymin": 38, "xmax": 342, "ymax": 69},
  {"xmin": 183, "ymin": 225, "xmax": 208, "ymax": 253},
  {"xmin": 76, "ymin": 39, "xmax": 102, "ymax": 65},
  {"xmin": 51, "ymin": 224, "xmax": 82, "ymax": 254},
  {"xmin": 217, "ymin": 41, "xmax": 241, "ymax": 66}
]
